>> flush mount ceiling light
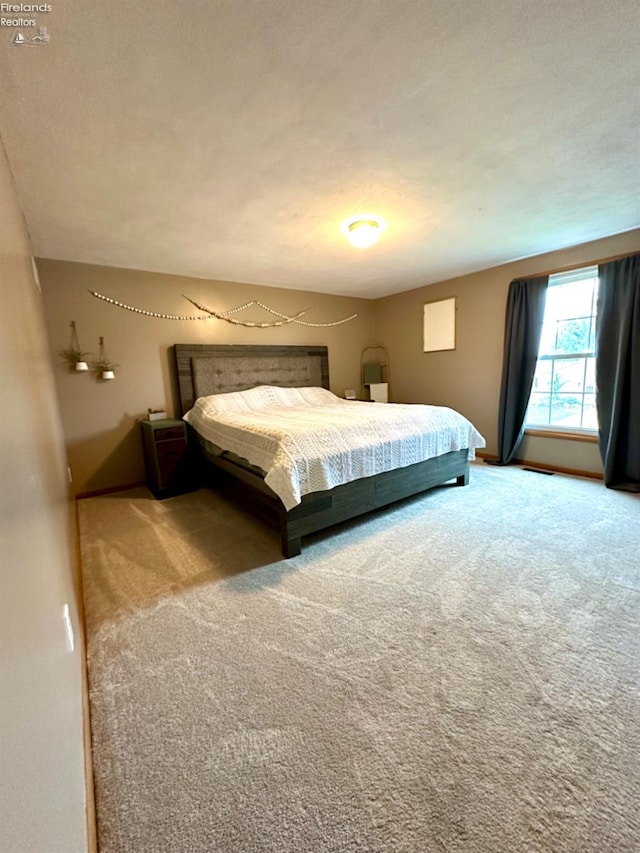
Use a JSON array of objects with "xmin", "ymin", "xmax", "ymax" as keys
[{"xmin": 341, "ymin": 215, "xmax": 387, "ymax": 249}]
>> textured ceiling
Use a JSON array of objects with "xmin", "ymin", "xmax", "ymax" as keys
[{"xmin": 0, "ymin": 0, "xmax": 638, "ymax": 298}]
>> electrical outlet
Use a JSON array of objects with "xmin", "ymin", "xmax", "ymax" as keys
[
  {"xmin": 31, "ymin": 257, "xmax": 41, "ymax": 292},
  {"xmin": 62, "ymin": 604, "xmax": 75, "ymax": 652}
]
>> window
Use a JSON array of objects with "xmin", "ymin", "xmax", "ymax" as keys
[{"xmin": 526, "ymin": 265, "xmax": 599, "ymax": 432}]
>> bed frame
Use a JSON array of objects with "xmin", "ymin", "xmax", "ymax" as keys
[{"xmin": 174, "ymin": 343, "xmax": 470, "ymax": 557}]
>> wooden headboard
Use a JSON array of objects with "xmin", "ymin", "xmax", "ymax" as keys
[{"xmin": 173, "ymin": 344, "xmax": 330, "ymax": 414}]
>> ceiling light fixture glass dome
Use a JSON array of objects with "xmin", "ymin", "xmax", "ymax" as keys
[{"xmin": 341, "ymin": 215, "xmax": 387, "ymax": 249}]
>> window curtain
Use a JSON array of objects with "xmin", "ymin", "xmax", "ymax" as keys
[
  {"xmin": 596, "ymin": 253, "xmax": 640, "ymax": 492},
  {"xmin": 489, "ymin": 276, "xmax": 548, "ymax": 465}
]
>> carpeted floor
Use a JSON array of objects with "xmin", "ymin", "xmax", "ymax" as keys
[{"xmin": 79, "ymin": 464, "xmax": 640, "ymax": 852}]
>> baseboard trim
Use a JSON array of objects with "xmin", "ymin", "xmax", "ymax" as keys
[
  {"xmin": 76, "ymin": 480, "xmax": 146, "ymax": 500},
  {"xmin": 476, "ymin": 450, "xmax": 603, "ymax": 481},
  {"xmin": 74, "ymin": 499, "xmax": 98, "ymax": 852}
]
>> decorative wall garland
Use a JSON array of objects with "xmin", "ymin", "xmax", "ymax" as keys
[{"xmin": 89, "ymin": 291, "xmax": 357, "ymax": 328}]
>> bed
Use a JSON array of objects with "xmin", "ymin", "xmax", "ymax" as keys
[{"xmin": 174, "ymin": 344, "xmax": 485, "ymax": 557}]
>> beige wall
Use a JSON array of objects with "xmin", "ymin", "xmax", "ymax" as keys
[
  {"xmin": 0, "ymin": 142, "xmax": 88, "ymax": 849},
  {"xmin": 375, "ymin": 230, "xmax": 640, "ymax": 475},
  {"xmin": 38, "ymin": 260, "xmax": 378, "ymax": 495}
]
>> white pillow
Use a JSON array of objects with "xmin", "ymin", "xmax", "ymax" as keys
[{"xmin": 185, "ymin": 385, "xmax": 339, "ymax": 420}]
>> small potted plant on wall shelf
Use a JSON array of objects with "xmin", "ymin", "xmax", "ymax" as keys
[{"xmin": 92, "ymin": 337, "xmax": 119, "ymax": 380}]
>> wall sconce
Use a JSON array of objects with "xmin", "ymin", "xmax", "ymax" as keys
[
  {"xmin": 341, "ymin": 215, "xmax": 387, "ymax": 249},
  {"xmin": 91, "ymin": 336, "xmax": 119, "ymax": 380},
  {"xmin": 61, "ymin": 321, "xmax": 91, "ymax": 371}
]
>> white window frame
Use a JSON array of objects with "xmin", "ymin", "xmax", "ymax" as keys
[{"xmin": 525, "ymin": 265, "xmax": 599, "ymax": 436}]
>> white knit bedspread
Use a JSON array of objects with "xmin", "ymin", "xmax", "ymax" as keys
[{"xmin": 184, "ymin": 386, "xmax": 486, "ymax": 510}]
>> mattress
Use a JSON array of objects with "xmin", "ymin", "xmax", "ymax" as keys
[{"xmin": 184, "ymin": 385, "xmax": 486, "ymax": 510}]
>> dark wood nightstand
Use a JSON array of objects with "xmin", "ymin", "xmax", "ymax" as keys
[{"xmin": 141, "ymin": 418, "xmax": 193, "ymax": 498}]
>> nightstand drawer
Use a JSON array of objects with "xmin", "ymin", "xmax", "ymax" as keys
[
  {"xmin": 156, "ymin": 439, "xmax": 186, "ymax": 469},
  {"xmin": 154, "ymin": 425, "xmax": 185, "ymax": 442}
]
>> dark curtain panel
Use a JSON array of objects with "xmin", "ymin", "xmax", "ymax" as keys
[
  {"xmin": 490, "ymin": 276, "xmax": 548, "ymax": 465},
  {"xmin": 596, "ymin": 254, "xmax": 640, "ymax": 492}
]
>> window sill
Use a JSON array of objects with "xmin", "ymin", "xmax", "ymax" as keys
[{"xmin": 524, "ymin": 428, "xmax": 598, "ymax": 444}]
